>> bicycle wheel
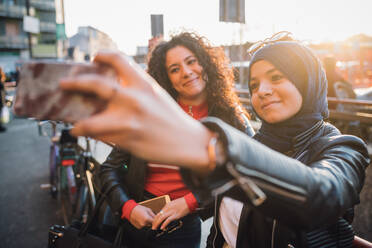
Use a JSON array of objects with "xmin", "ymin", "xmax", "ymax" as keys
[{"xmin": 59, "ymin": 165, "xmax": 77, "ymax": 225}]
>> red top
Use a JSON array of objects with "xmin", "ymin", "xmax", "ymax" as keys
[
  {"xmin": 121, "ymin": 100, "xmax": 208, "ymax": 220},
  {"xmin": 178, "ymin": 100, "xmax": 208, "ymax": 120}
]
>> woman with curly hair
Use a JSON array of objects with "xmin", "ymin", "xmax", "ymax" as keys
[
  {"xmin": 148, "ymin": 32, "xmax": 249, "ymax": 131},
  {"xmin": 96, "ymin": 32, "xmax": 252, "ymax": 248}
]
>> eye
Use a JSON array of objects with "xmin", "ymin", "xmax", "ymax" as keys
[
  {"xmin": 187, "ymin": 58, "xmax": 197, "ymax": 65},
  {"xmin": 169, "ymin": 67, "xmax": 179, "ymax": 74},
  {"xmin": 250, "ymin": 81, "xmax": 259, "ymax": 92},
  {"xmin": 271, "ymin": 74, "xmax": 284, "ymax": 81}
]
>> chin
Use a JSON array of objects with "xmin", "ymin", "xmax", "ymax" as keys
[
  {"xmin": 187, "ymin": 89, "xmax": 205, "ymax": 97},
  {"xmin": 263, "ymin": 115, "xmax": 283, "ymax": 124}
]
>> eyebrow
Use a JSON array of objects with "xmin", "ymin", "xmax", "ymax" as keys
[
  {"xmin": 250, "ymin": 68, "xmax": 279, "ymax": 82},
  {"xmin": 167, "ymin": 55, "xmax": 195, "ymax": 70},
  {"xmin": 266, "ymin": 68, "xmax": 277, "ymax": 75}
]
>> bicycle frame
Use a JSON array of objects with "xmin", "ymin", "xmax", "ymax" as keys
[{"xmin": 74, "ymin": 137, "xmax": 98, "ymax": 223}]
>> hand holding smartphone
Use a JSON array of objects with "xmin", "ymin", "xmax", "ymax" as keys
[
  {"xmin": 14, "ymin": 61, "xmax": 117, "ymax": 123},
  {"xmin": 138, "ymin": 195, "xmax": 170, "ymax": 215}
]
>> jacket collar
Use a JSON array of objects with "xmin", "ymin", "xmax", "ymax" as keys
[{"xmin": 292, "ymin": 120, "xmax": 324, "ymax": 151}]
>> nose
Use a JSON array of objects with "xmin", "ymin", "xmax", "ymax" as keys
[
  {"xmin": 182, "ymin": 65, "xmax": 193, "ymax": 78},
  {"xmin": 257, "ymin": 81, "xmax": 273, "ymax": 98}
]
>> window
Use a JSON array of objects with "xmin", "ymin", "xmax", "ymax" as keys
[{"xmin": 5, "ymin": 20, "xmax": 20, "ymax": 36}]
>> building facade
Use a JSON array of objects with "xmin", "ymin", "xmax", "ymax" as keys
[
  {"xmin": 68, "ymin": 26, "xmax": 118, "ymax": 62},
  {"xmin": 0, "ymin": 0, "xmax": 65, "ymax": 73}
]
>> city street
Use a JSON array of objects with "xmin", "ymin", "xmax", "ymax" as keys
[{"xmin": 0, "ymin": 117, "xmax": 64, "ymax": 247}]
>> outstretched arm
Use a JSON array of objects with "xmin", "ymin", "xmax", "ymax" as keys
[{"xmin": 60, "ymin": 51, "xmax": 214, "ymax": 174}]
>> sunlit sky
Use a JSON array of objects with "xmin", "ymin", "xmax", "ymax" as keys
[{"xmin": 64, "ymin": 0, "xmax": 372, "ymax": 55}]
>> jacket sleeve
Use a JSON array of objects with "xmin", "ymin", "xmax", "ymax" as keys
[
  {"xmin": 99, "ymin": 147, "xmax": 132, "ymax": 217},
  {"xmin": 181, "ymin": 117, "xmax": 369, "ymax": 229}
]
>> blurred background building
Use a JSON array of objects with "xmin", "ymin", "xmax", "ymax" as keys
[
  {"xmin": 1, "ymin": 0, "xmax": 371, "ymax": 89},
  {"xmin": 67, "ymin": 26, "xmax": 118, "ymax": 62},
  {"xmin": 0, "ymin": 0, "xmax": 118, "ymax": 81},
  {"xmin": 0, "ymin": 0, "xmax": 66, "ymax": 75}
]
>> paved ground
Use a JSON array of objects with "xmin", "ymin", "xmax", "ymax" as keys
[{"xmin": 0, "ymin": 117, "xmax": 64, "ymax": 248}]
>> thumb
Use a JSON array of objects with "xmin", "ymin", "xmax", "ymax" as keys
[{"xmin": 147, "ymin": 209, "xmax": 156, "ymax": 219}]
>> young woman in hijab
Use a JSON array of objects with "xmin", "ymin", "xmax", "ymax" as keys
[
  {"xmin": 201, "ymin": 34, "xmax": 369, "ymax": 248},
  {"xmin": 95, "ymin": 32, "xmax": 251, "ymax": 248},
  {"xmin": 61, "ymin": 33, "xmax": 369, "ymax": 248}
]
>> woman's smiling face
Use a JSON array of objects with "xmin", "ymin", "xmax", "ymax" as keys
[
  {"xmin": 165, "ymin": 46, "xmax": 207, "ymax": 102},
  {"xmin": 250, "ymin": 60, "xmax": 303, "ymax": 123}
]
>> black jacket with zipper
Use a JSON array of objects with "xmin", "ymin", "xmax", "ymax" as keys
[
  {"xmin": 181, "ymin": 117, "xmax": 369, "ymax": 248},
  {"xmin": 97, "ymin": 108, "xmax": 253, "ymax": 220}
]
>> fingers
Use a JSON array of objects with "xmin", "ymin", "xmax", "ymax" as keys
[
  {"xmin": 152, "ymin": 210, "xmax": 168, "ymax": 230},
  {"xmin": 143, "ymin": 211, "xmax": 155, "ymax": 227},
  {"xmin": 70, "ymin": 114, "xmax": 128, "ymax": 138},
  {"xmin": 160, "ymin": 216, "xmax": 174, "ymax": 230},
  {"xmin": 60, "ymin": 74, "xmax": 119, "ymax": 101},
  {"xmin": 146, "ymin": 208, "xmax": 156, "ymax": 219},
  {"xmin": 152, "ymin": 210, "xmax": 178, "ymax": 230},
  {"xmin": 130, "ymin": 206, "xmax": 155, "ymax": 229},
  {"xmin": 94, "ymin": 52, "xmax": 144, "ymax": 86}
]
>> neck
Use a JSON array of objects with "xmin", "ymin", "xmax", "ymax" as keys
[{"xmin": 178, "ymin": 91, "xmax": 207, "ymax": 106}]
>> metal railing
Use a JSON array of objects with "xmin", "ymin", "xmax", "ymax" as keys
[
  {"xmin": 0, "ymin": 35, "xmax": 28, "ymax": 49},
  {"xmin": 0, "ymin": 3, "xmax": 26, "ymax": 18},
  {"xmin": 40, "ymin": 21, "xmax": 57, "ymax": 33},
  {"xmin": 30, "ymin": 0, "xmax": 55, "ymax": 11}
]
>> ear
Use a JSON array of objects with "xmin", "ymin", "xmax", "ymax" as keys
[{"xmin": 202, "ymin": 72, "xmax": 208, "ymax": 83}]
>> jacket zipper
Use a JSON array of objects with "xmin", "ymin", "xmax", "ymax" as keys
[
  {"xmin": 212, "ymin": 162, "xmax": 306, "ymax": 206},
  {"xmin": 271, "ymin": 219, "xmax": 277, "ymax": 248},
  {"xmin": 232, "ymin": 163, "xmax": 307, "ymax": 203},
  {"xmin": 212, "ymin": 195, "xmax": 218, "ymax": 248},
  {"xmin": 226, "ymin": 163, "xmax": 267, "ymax": 206}
]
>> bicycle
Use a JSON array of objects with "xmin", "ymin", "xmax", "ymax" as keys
[{"xmin": 39, "ymin": 121, "xmax": 79, "ymax": 225}]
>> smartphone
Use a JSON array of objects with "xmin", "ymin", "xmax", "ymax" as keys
[
  {"xmin": 139, "ymin": 195, "xmax": 170, "ymax": 214},
  {"xmin": 13, "ymin": 60, "xmax": 116, "ymax": 123}
]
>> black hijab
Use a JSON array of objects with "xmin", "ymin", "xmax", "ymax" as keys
[{"xmin": 248, "ymin": 41, "xmax": 329, "ymax": 153}]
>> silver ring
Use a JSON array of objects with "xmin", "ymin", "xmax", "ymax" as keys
[{"xmin": 159, "ymin": 210, "xmax": 164, "ymax": 215}]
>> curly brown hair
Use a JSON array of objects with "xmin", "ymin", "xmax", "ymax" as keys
[{"xmin": 147, "ymin": 32, "xmax": 248, "ymax": 131}]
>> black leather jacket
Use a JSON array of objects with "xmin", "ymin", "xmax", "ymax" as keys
[
  {"xmin": 98, "ymin": 109, "xmax": 253, "ymax": 220},
  {"xmin": 181, "ymin": 117, "xmax": 369, "ymax": 248}
]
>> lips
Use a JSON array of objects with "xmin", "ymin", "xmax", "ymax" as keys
[
  {"xmin": 183, "ymin": 77, "xmax": 199, "ymax": 87},
  {"xmin": 261, "ymin": 101, "xmax": 280, "ymax": 110}
]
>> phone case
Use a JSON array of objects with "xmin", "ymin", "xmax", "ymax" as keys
[
  {"xmin": 13, "ymin": 61, "xmax": 116, "ymax": 123},
  {"xmin": 138, "ymin": 195, "xmax": 170, "ymax": 214}
]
